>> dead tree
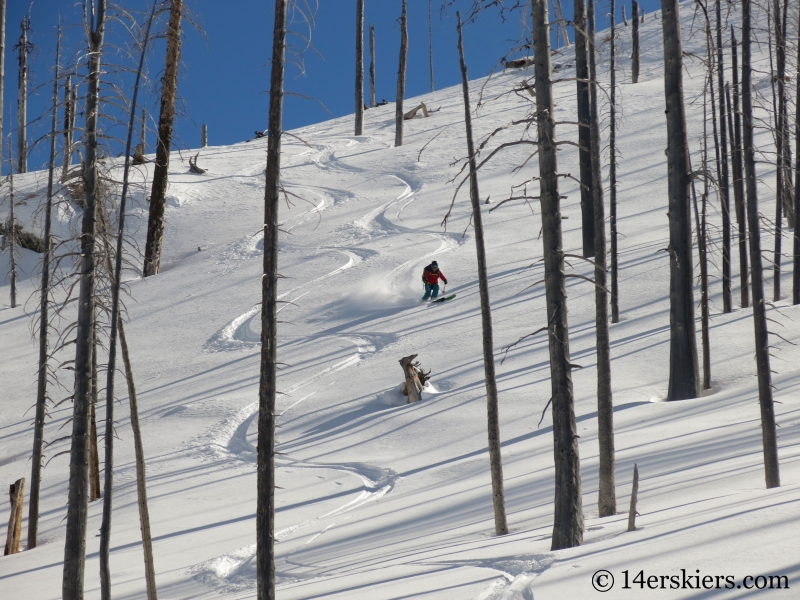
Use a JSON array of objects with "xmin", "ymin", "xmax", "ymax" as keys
[
  {"xmin": 741, "ymin": 4, "xmax": 780, "ymax": 489},
  {"xmin": 573, "ymin": 0, "xmax": 594, "ymax": 257},
  {"xmin": 258, "ymin": 0, "xmax": 287, "ymax": 597},
  {"xmin": 715, "ymin": 0, "xmax": 732, "ymax": 313},
  {"xmin": 395, "ymin": 0, "xmax": 408, "ymax": 147},
  {"xmin": 587, "ymin": 0, "xmax": 616, "ymax": 518},
  {"xmin": 62, "ymin": 76, "xmax": 73, "ymax": 179},
  {"xmin": 369, "ymin": 24, "xmax": 376, "ymax": 107},
  {"xmin": 63, "ymin": 2, "xmax": 106, "ymax": 598},
  {"xmin": 140, "ymin": 107, "xmax": 146, "ymax": 151},
  {"xmin": 428, "ymin": 0, "xmax": 434, "ymax": 91},
  {"xmin": 626, "ymin": 464, "xmax": 638, "ymax": 531},
  {"xmin": 143, "ymin": 0, "xmax": 184, "ymax": 277},
  {"xmin": 15, "ymin": 15, "xmax": 31, "ymax": 174},
  {"xmin": 0, "ymin": 0, "xmax": 6, "ymax": 170},
  {"xmin": 355, "ymin": 0, "xmax": 364, "ymax": 135},
  {"xmin": 6, "ymin": 141, "xmax": 16, "ymax": 308},
  {"xmin": 609, "ymin": 0, "xmax": 620, "ymax": 323},
  {"xmin": 693, "ymin": 100, "xmax": 711, "ymax": 391},
  {"xmin": 660, "ymin": 0, "xmax": 698, "ymax": 401},
  {"xmin": 532, "ymin": 0, "xmax": 583, "ymax": 550},
  {"xmin": 28, "ymin": 29, "xmax": 62, "ymax": 550},
  {"xmin": 188, "ymin": 152, "xmax": 206, "ymax": 173},
  {"xmin": 456, "ymin": 12, "xmax": 508, "ymax": 537},
  {"xmin": 4, "ymin": 478, "xmax": 24, "ymax": 555},
  {"xmin": 551, "ymin": 0, "xmax": 570, "ymax": 48},
  {"xmin": 795, "ymin": 11, "xmax": 800, "ymax": 305},
  {"xmin": 399, "ymin": 355, "xmax": 424, "ymax": 403},
  {"xmin": 201, "ymin": 123, "xmax": 207, "ymax": 147},
  {"xmin": 622, "ymin": 3, "xmax": 628, "ymax": 26},
  {"xmin": 730, "ymin": 32, "xmax": 748, "ymax": 308},
  {"xmin": 631, "ymin": 1, "xmax": 640, "ymax": 83}
]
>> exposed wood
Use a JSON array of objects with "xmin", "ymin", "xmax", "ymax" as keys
[
  {"xmin": 504, "ymin": 56, "xmax": 535, "ymax": 69},
  {"xmin": 626, "ymin": 464, "xmax": 638, "ymax": 532},
  {"xmin": 4, "ymin": 478, "xmax": 24, "ymax": 555},
  {"xmin": 63, "ymin": 2, "xmax": 106, "ymax": 597},
  {"xmin": 729, "ymin": 33, "xmax": 748, "ymax": 308},
  {"xmin": 399, "ymin": 355, "xmax": 423, "ymax": 404},
  {"xmin": 355, "ymin": 0, "xmax": 364, "ymax": 135},
  {"xmin": 456, "ymin": 12, "xmax": 508, "ymax": 536},
  {"xmin": 573, "ymin": 0, "xmax": 594, "ymax": 257},
  {"xmin": 143, "ymin": 0, "xmax": 184, "ymax": 277},
  {"xmin": 631, "ymin": 1, "xmax": 640, "ymax": 83},
  {"xmin": 741, "ymin": 2, "xmax": 781, "ymax": 489},
  {"xmin": 533, "ymin": 0, "xmax": 583, "ymax": 551},
  {"xmin": 395, "ymin": 0, "xmax": 408, "ymax": 147},
  {"xmin": 660, "ymin": 0, "xmax": 699, "ymax": 401},
  {"xmin": 403, "ymin": 102, "xmax": 429, "ymax": 120},
  {"xmin": 258, "ymin": 1, "xmax": 287, "ymax": 597}
]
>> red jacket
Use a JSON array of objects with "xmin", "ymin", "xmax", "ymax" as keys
[{"xmin": 422, "ymin": 265, "xmax": 447, "ymax": 285}]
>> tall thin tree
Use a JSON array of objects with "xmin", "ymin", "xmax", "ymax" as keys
[
  {"xmin": 609, "ymin": 0, "xmax": 620, "ymax": 323},
  {"xmin": 730, "ymin": 32, "xmax": 748, "ymax": 307},
  {"xmin": 63, "ymin": 1, "xmax": 106, "ymax": 597},
  {"xmin": 258, "ymin": 0, "xmax": 288, "ymax": 597},
  {"xmin": 15, "ymin": 15, "xmax": 31, "ymax": 174},
  {"xmin": 369, "ymin": 24, "xmax": 376, "ymax": 107},
  {"xmin": 99, "ymin": 4, "xmax": 158, "ymax": 596},
  {"xmin": 794, "ymin": 10, "xmax": 800, "ymax": 305},
  {"xmin": 741, "ymin": 7, "xmax": 781, "ymax": 489},
  {"xmin": 355, "ymin": 0, "xmax": 364, "ymax": 135},
  {"xmin": 714, "ymin": 0, "xmax": 731, "ymax": 313},
  {"xmin": 631, "ymin": 1, "xmax": 640, "ymax": 83},
  {"xmin": 395, "ymin": 0, "xmax": 407, "ymax": 147},
  {"xmin": 573, "ymin": 0, "xmax": 594, "ymax": 257},
  {"xmin": 62, "ymin": 76, "xmax": 73, "ymax": 179},
  {"xmin": 456, "ymin": 11, "xmax": 508, "ymax": 537},
  {"xmin": 143, "ymin": 0, "xmax": 184, "ymax": 277},
  {"xmin": 28, "ymin": 24, "xmax": 61, "ymax": 551},
  {"xmin": 660, "ymin": 0, "xmax": 698, "ymax": 401},
  {"xmin": 6, "ymin": 139, "xmax": 15, "ymax": 309},
  {"xmin": 587, "ymin": 0, "xmax": 616, "ymax": 517},
  {"xmin": 532, "ymin": 0, "xmax": 583, "ymax": 550}
]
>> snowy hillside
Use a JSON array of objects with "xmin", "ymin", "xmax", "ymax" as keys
[{"xmin": 2, "ymin": 2, "xmax": 800, "ymax": 598}]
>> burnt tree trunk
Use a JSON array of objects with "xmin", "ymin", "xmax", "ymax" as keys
[
  {"xmin": 369, "ymin": 24, "xmax": 376, "ymax": 108},
  {"xmin": 63, "ymin": 2, "xmax": 106, "ymax": 597},
  {"xmin": 588, "ymin": 0, "xmax": 616, "ymax": 518},
  {"xmin": 533, "ymin": 0, "xmax": 583, "ymax": 551},
  {"xmin": 742, "ymin": 4, "xmax": 781, "ymax": 489},
  {"xmin": 28, "ymin": 27, "xmax": 61, "ymax": 550},
  {"xmin": 395, "ymin": 0, "xmax": 408, "ymax": 147},
  {"xmin": 355, "ymin": 0, "xmax": 364, "ymax": 135},
  {"xmin": 143, "ymin": 0, "xmax": 183, "ymax": 277},
  {"xmin": 258, "ymin": 1, "xmax": 287, "ymax": 598},
  {"xmin": 660, "ymin": 0, "xmax": 699, "ymax": 401},
  {"xmin": 692, "ymin": 104, "xmax": 711, "ymax": 391},
  {"xmin": 16, "ymin": 16, "xmax": 29, "ymax": 174},
  {"xmin": 610, "ymin": 0, "xmax": 620, "ymax": 323},
  {"xmin": 714, "ymin": 0, "xmax": 732, "ymax": 313},
  {"xmin": 730, "ymin": 32, "xmax": 748, "ymax": 308},
  {"xmin": 456, "ymin": 12, "xmax": 508, "ymax": 536},
  {"xmin": 573, "ymin": 0, "xmax": 594, "ymax": 257},
  {"xmin": 631, "ymin": 1, "xmax": 640, "ymax": 83},
  {"xmin": 62, "ymin": 76, "xmax": 73, "ymax": 179},
  {"xmin": 795, "ymin": 8, "xmax": 800, "ymax": 305},
  {"xmin": 7, "ymin": 144, "xmax": 15, "ymax": 308},
  {"xmin": 768, "ymin": 2, "xmax": 782, "ymax": 302}
]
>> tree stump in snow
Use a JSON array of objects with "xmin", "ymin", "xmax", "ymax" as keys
[
  {"xmin": 4, "ymin": 478, "xmax": 25, "ymax": 555},
  {"xmin": 399, "ymin": 355, "xmax": 430, "ymax": 403},
  {"xmin": 627, "ymin": 463, "xmax": 639, "ymax": 532}
]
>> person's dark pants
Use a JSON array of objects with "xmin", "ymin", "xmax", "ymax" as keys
[{"xmin": 422, "ymin": 282, "xmax": 439, "ymax": 300}]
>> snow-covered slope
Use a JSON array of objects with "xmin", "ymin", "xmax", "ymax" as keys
[{"xmin": 2, "ymin": 3, "xmax": 799, "ymax": 598}]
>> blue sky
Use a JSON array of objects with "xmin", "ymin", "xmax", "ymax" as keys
[{"xmin": 5, "ymin": 0, "xmax": 663, "ymax": 172}]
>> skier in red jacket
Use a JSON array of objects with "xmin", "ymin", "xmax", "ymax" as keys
[{"xmin": 421, "ymin": 261, "xmax": 447, "ymax": 301}]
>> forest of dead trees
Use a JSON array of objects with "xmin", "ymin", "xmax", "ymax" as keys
[{"xmin": 1, "ymin": 0, "xmax": 799, "ymax": 597}]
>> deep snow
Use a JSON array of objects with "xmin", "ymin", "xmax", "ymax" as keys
[{"xmin": 2, "ymin": 2, "xmax": 800, "ymax": 598}]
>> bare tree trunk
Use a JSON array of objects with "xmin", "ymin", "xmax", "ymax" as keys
[
  {"xmin": 456, "ymin": 12, "xmax": 508, "ymax": 537},
  {"xmin": 63, "ymin": 2, "xmax": 106, "ymax": 597},
  {"xmin": 767, "ymin": 2, "xmax": 783, "ymax": 302},
  {"xmin": 89, "ymin": 323, "xmax": 101, "ymax": 501},
  {"xmin": 631, "ymin": 1, "xmax": 640, "ymax": 83},
  {"xmin": 574, "ymin": 0, "xmax": 594, "ymax": 258},
  {"xmin": 395, "ymin": 0, "xmax": 408, "ymax": 148},
  {"xmin": 16, "ymin": 16, "xmax": 29, "ymax": 174},
  {"xmin": 355, "ymin": 0, "xmax": 364, "ymax": 136},
  {"xmin": 741, "ymin": 4, "xmax": 780, "ymax": 489},
  {"xmin": 551, "ymin": 0, "xmax": 571, "ymax": 48},
  {"xmin": 369, "ymin": 24, "xmax": 376, "ymax": 108},
  {"xmin": 794, "ymin": 10, "xmax": 800, "ymax": 305},
  {"xmin": 714, "ymin": 0, "xmax": 732, "ymax": 313},
  {"xmin": 7, "ymin": 142, "xmax": 15, "ymax": 309},
  {"xmin": 201, "ymin": 123, "xmax": 207, "ymax": 147},
  {"xmin": 693, "ymin": 101, "xmax": 711, "ymax": 391},
  {"xmin": 258, "ymin": 2, "xmax": 287, "ymax": 598},
  {"xmin": 62, "ymin": 76, "xmax": 73, "ymax": 180},
  {"xmin": 587, "ymin": 0, "xmax": 616, "ymax": 518},
  {"xmin": 730, "ymin": 32, "xmax": 748, "ymax": 308},
  {"xmin": 429, "ymin": 0, "xmax": 434, "ymax": 92},
  {"xmin": 28, "ymin": 26, "xmax": 61, "ymax": 550},
  {"xmin": 141, "ymin": 107, "xmax": 146, "ymax": 152},
  {"xmin": 660, "ymin": 0, "xmax": 699, "ymax": 401},
  {"xmin": 0, "ymin": 0, "xmax": 6, "ymax": 172},
  {"xmin": 610, "ymin": 0, "xmax": 620, "ymax": 323},
  {"xmin": 532, "ymin": 0, "xmax": 583, "ymax": 551},
  {"xmin": 4, "ymin": 478, "xmax": 24, "ymax": 555},
  {"xmin": 143, "ymin": 0, "xmax": 184, "ymax": 278}
]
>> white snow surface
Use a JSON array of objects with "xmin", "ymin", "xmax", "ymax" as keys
[{"xmin": 2, "ymin": 3, "xmax": 800, "ymax": 598}]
